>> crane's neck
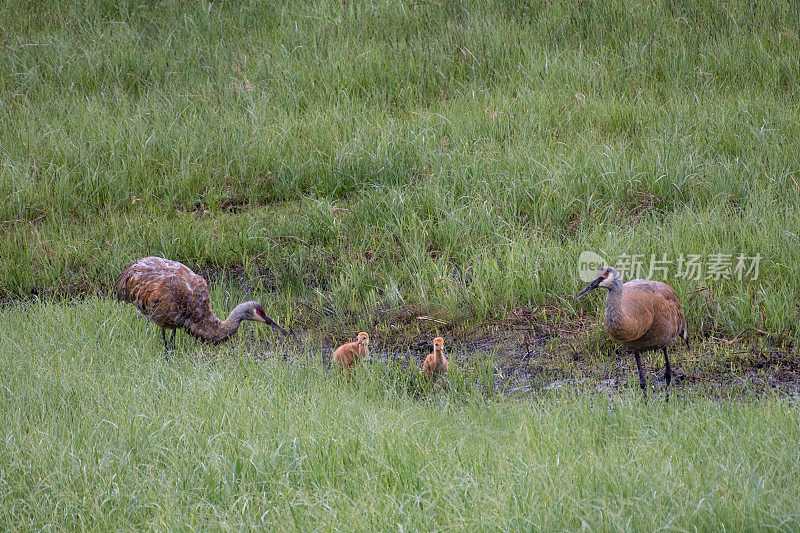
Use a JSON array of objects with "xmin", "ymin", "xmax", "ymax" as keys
[
  {"xmin": 190, "ymin": 303, "xmax": 252, "ymax": 344},
  {"xmin": 357, "ymin": 342, "xmax": 369, "ymax": 360},
  {"xmin": 434, "ymin": 346, "xmax": 444, "ymax": 364},
  {"xmin": 603, "ymin": 279, "xmax": 625, "ymax": 327}
]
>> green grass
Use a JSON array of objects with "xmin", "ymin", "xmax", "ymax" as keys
[
  {"xmin": 2, "ymin": 2, "xmax": 799, "ymax": 528},
  {"xmin": 1, "ymin": 298, "xmax": 799, "ymax": 530},
  {"xmin": 1, "ymin": 0, "xmax": 799, "ymax": 337}
]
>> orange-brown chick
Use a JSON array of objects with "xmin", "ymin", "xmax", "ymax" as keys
[
  {"xmin": 422, "ymin": 337, "xmax": 448, "ymax": 386},
  {"xmin": 331, "ymin": 332, "xmax": 370, "ymax": 375}
]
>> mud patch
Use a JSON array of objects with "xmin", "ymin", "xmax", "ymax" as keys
[{"xmin": 285, "ymin": 315, "xmax": 800, "ymax": 400}]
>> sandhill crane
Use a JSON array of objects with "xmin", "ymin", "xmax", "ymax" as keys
[
  {"xmin": 331, "ymin": 332, "xmax": 370, "ymax": 376},
  {"xmin": 422, "ymin": 337, "xmax": 449, "ymax": 388},
  {"xmin": 578, "ymin": 266, "xmax": 689, "ymax": 400},
  {"xmin": 115, "ymin": 256, "xmax": 288, "ymax": 351}
]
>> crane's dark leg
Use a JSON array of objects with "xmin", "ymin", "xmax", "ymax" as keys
[
  {"xmin": 634, "ymin": 353, "xmax": 647, "ymax": 400},
  {"xmin": 161, "ymin": 328, "xmax": 175, "ymax": 355},
  {"xmin": 663, "ymin": 347, "xmax": 672, "ymax": 403},
  {"xmin": 663, "ymin": 348, "xmax": 672, "ymax": 387}
]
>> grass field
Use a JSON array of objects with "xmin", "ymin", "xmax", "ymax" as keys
[
  {"xmin": 2, "ymin": 0, "xmax": 799, "ymax": 337},
  {"xmin": 1, "ymin": 299, "xmax": 799, "ymax": 530},
  {"xmin": 2, "ymin": 0, "xmax": 800, "ymax": 529}
]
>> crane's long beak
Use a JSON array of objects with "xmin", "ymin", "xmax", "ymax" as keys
[
  {"xmin": 262, "ymin": 314, "xmax": 291, "ymax": 337},
  {"xmin": 577, "ymin": 278, "xmax": 601, "ymax": 299}
]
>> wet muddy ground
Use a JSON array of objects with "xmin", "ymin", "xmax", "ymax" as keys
[{"xmin": 297, "ymin": 314, "xmax": 800, "ymax": 399}]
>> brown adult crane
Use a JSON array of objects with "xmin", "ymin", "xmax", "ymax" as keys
[
  {"xmin": 578, "ymin": 266, "xmax": 689, "ymax": 400},
  {"xmin": 116, "ymin": 256, "xmax": 288, "ymax": 351}
]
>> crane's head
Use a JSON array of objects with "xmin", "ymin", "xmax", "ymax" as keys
[
  {"xmin": 243, "ymin": 301, "xmax": 290, "ymax": 336},
  {"xmin": 357, "ymin": 332, "xmax": 370, "ymax": 346},
  {"xmin": 433, "ymin": 337, "xmax": 444, "ymax": 350},
  {"xmin": 577, "ymin": 266, "xmax": 619, "ymax": 298},
  {"xmin": 250, "ymin": 303, "xmax": 269, "ymax": 323}
]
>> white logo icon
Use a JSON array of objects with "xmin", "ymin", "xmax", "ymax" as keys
[{"xmin": 578, "ymin": 251, "xmax": 606, "ymax": 282}]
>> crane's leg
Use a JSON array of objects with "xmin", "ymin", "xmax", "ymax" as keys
[
  {"xmin": 161, "ymin": 328, "xmax": 176, "ymax": 355},
  {"xmin": 663, "ymin": 347, "xmax": 672, "ymax": 403},
  {"xmin": 634, "ymin": 353, "xmax": 647, "ymax": 400}
]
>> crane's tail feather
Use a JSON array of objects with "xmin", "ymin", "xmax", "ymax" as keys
[{"xmin": 114, "ymin": 266, "xmax": 136, "ymax": 302}]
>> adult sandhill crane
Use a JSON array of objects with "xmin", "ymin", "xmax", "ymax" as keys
[
  {"xmin": 578, "ymin": 266, "xmax": 689, "ymax": 400},
  {"xmin": 115, "ymin": 256, "xmax": 288, "ymax": 351},
  {"xmin": 422, "ymin": 337, "xmax": 449, "ymax": 388},
  {"xmin": 331, "ymin": 332, "xmax": 370, "ymax": 376}
]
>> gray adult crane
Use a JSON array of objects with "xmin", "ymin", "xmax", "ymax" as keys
[{"xmin": 578, "ymin": 266, "xmax": 689, "ymax": 400}]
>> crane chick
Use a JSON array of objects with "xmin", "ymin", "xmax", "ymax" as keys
[
  {"xmin": 422, "ymin": 337, "xmax": 449, "ymax": 388},
  {"xmin": 578, "ymin": 266, "xmax": 688, "ymax": 400},
  {"xmin": 116, "ymin": 256, "xmax": 288, "ymax": 351},
  {"xmin": 331, "ymin": 332, "xmax": 370, "ymax": 376}
]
